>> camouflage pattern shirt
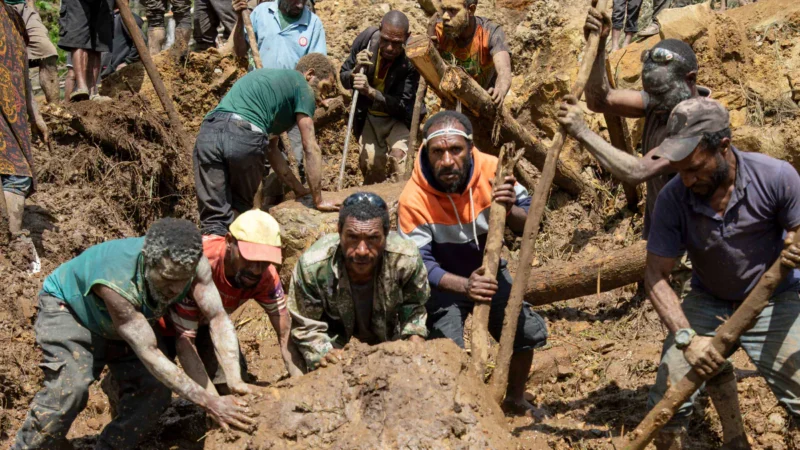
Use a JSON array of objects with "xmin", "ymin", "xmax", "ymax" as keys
[{"xmin": 287, "ymin": 232, "xmax": 430, "ymax": 370}]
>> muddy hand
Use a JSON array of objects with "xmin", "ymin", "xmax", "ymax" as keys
[
  {"xmin": 781, "ymin": 231, "xmax": 800, "ymax": 268},
  {"xmin": 491, "ymin": 175, "xmax": 517, "ymax": 209},
  {"xmin": 466, "ymin": 267, "xmax": 498, "ymax": 303},
  {"xmin": 488, "ymin": 79, "xmax": 510, "ymax": 107},
  {"xmin": 206, "ymin": 395, "xmax": 255, "ymax": 432},
  {"xmin": 231, "ymin": 0, "xmax": 247, "ymax": 12},
  {"xmin": 352, "ymin": 72, "xmax": 372, "ymax": 97},
  {"xmin": 318, "ymin": 348, "xmax": 344, "ymax": 368},
  {"xmin": 315, "ymin": 200, "xmax": 341, "ymax": 212},
  {"xmin": 584, "ymin": 7, "xmax": 611, "ymax": 41},
  {"xmin": 227, "ymin": 381, "xmax": 253, "ymax": 396},
  {"xmin": 355, "ymin": 49, "xmax": 373, "ymax": 72},
  {"xmin": 683, "ymin": 336, "xmax": 726, "ymax": 377},
  {"xmin": 557, "ymin": 95, "xmax": 589, "ymax": 138}
]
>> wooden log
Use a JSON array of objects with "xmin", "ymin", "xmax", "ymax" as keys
[
  {"xmin": 524, "ymin": 240, "xmax": 646, "ymax": 305},
  {"xmin": 241, "ymin": 10, "xmax": 263, "ymax": 69},
  {"xmin": 405, "ymin": 78, "xmax": 428, "ymax": 179},
  {"xmin": 116, "ymin": 0, "xmax": 189, "ymax": 152},
  {"xmin": 405, "ymin": 35, "xmax": 457, "ymax": 104},
  {"xmin": 313, "ymin": 96, "xmax": 345, "ymax": 127},
  {"xmin": 489, "ymin": 0, "xmax": 610, "ymax": 404},
  {"xmin": 471, "ymin": 143, "xmax": 524, "ymax": 376},
  {"xmin": 624, "ymin": 231, "xmax": 800, "ymax": 449},
  {"xmin": 604, "ymin": 59, "xmax": 639, "ymax": 210},
  {"xmin": 439, "ymin": 66, "xmax": 587, "ymax": 196}
]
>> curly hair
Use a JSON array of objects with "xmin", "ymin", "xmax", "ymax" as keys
[
  {"xmin": 142, "ymin": 218, "xmax": 203, "ymax": 269},
  {"xmin": 700, "ymin": 128, "xmax": 732, "ymax": 152},
  {"xmin": 295, "ymin": 53, "xmax": 336, "ymax": 82},
  {"xmin": 338, "ymin": 196, "xmax": 390, "ymax": 235}
]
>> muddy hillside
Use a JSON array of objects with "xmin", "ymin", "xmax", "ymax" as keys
[{"xmin": 1, "ymin": 0, "xmax": 800, "ymax": 449}]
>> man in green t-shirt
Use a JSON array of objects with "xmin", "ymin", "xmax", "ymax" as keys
[
  {"xmin": 13, "ymin": 218, "xmax": 256, "ymax": 450},
  {"xmin": 194, "ymin": 53, "xmax": 339, "ymax": 236}
]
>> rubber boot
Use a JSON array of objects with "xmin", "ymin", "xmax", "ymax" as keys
[
  {"xmin": 39, "ymin": 55, "xmax": 60, "ymax": 103},
  {"xmin": 147, "ymin": 26, "xmax": 166, "ymax": 55},
  {"xmin": 653, "ymin": 428, "xmax": 686, "ymax": 450},
  {"xmin": 170, "ymin": 27, "xmax": 192, "ymax": 59},
  {"xmin": 707, "ymin": 366, "xmax": 751, "ymax": 449}
]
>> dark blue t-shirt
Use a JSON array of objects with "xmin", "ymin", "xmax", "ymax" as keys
[{"xmin": 647, "ymin": 147, "xmax": 800, "ymax": 301}]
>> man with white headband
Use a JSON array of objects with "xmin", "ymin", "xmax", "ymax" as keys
[{"xmin": 398, "ymin": 111, "xmax": 548, "ymax": 416}]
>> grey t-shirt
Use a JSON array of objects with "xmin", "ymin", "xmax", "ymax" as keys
[
  {"xmin": 350, "ymin": 280, "xmax": 379, "ymax": 345},
  {"xmin": 640, "ymin": 87, "xmax": 711, "ymax": 239},
  {"xmin": 647, "ymin": 148, "xmax": 800, "ymax": 301}
]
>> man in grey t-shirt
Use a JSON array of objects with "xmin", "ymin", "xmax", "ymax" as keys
[{"xmin": 645, "ymin": 98, "xmax": 800, "ymax": 449}]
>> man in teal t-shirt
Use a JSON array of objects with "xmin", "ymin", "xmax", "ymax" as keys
[
  {"xmin": 14, "ymin": 219, "xmax": 256, "ymax": 450},
  {"xmin": 194, "ymin": 53, "xmax": 340, "ymax": 237}
]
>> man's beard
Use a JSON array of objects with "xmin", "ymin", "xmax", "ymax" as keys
[
  {"xmin": 693, "ymin": 152, "xmax": 730, "ymax": 199},
  {"xmin": 146, "ymin": 272, "xmax": 172, "ymax": 314},
  {"xmin": 436, "ymin": 158, "xmax": 472, "ymax": 193},
  {"xmin": 233, "ymin": 270, "xmax": 260, "ymax": 289}
]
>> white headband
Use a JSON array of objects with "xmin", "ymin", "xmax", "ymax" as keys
[{"xmin": 422, "ymin": 128, "xmax": 473, "ymax": 146}]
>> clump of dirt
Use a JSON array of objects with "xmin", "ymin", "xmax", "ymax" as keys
[{"xmin": 205, "ymin": 339, "xmax": 515, "ymax": 450}]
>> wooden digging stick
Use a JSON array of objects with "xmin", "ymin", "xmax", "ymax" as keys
[
  {"xmin": 604, "ymin": 59, "xmax": 638, "ymax": 210},
  {"xmin": 405, "ymin": 78, "xmax": 428, "ymax": 180},
  {"xmin": 489, "ymin": 0, "xmax": 611, "ymax": 404},
  {"xmin": 337, "ymin": 68, "xmax": 364, "ymax": 191},
  {"xmin": 624, "ymin": 232, "xmax": 800, "ymax": 449},
  {"xmin": 471, "ymin": 143, "xmax": 524, "ymax": 376},
  {"xmin": 240, "ymin": 9, "xmax": 263, "ymax": 69},
  {"xmin": 116, "ymin": 0, "xmax": 188, "ymax": 151}
]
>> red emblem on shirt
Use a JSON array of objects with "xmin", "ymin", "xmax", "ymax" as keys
[{"xmin": 299, "ymin": 36, "xmax": 308, "ymax": 47}]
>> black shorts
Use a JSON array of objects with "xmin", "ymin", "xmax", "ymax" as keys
[{"xmin": 58, "ymin": 0, "xmax": 113, "ymax": 52}]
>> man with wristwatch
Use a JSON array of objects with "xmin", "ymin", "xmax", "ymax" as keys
[{"xmin": 644, "ymin": 97, "xmax": 800, "ymax": 449}]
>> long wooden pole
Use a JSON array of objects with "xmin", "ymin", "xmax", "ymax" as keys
[
  {"xmin": 489, "ymin": 0, "xmax": 610, "ymax": 403},
  {"xmin": 624, "ymin": 233, "xmax": 800, "ymax": 449},
  {"xmin": 471, "ymin": 143, "xmax": 524, "ymax": 377},
  {"xmin": 405, "ymin": 78, "xmax": 428, "ymax": 180},
  {"xmin": 116, "ymin": 0, "xmax": 188, "ymax": 150},
  {"xmin": 337, "ymin": 68, "xmax": 365, "ymax": 191},
  {"xmin": 241, "ymin": 10, "xmax": 263, "ymax": 69}
]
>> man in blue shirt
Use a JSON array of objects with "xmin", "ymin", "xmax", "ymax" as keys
[
  {"xmin": 230, "ymin": 0, "xmax": 327, "ymax": 200},
  {"xmin": 644, "ymin": 97, "xmax": 800, "ymax": 449}
]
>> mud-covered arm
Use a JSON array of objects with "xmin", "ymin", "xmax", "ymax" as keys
[
  {"xmin": 398, "ymin": 254, "xmax": 430, "ymax": 338},
  {"xmin": 286, "ymin": 262, "xmax": 334, "ymax": 371},
  {"xmin": 231, "ymin": 0, "xmax": 249, "ymax": 60},
  {"xmin": 24, "ymin": 59, "xmax": 48, "ymax": 143},
  {"xmin": 488, "ymin": 51, "xmax": 512, "ymax": 106},
  {"xmin": 191, "ymin": 257, "xmax": 249, "ymax": 394},
  {"xmin": 265, "ymin": 136, "xmax": 309, "ymax": 196},
  {"xmin": 174, "ymin": 332, "xmax": 218, "ymax": 395},
  {"xmin": 261, "ymin": 305, "xmax": 302, "ymax": 377},
  {"xmin": 583, "ymin": 23, "xmax": 645, "ymax": 117},
  {"xmin": 297, "ymin": 114, "xmax": 339, "ymax": 211},
  {"xmin": 96, "ymin": 285, "xmax": 216, "ymax": 407},
  {"xmin": 644, "ymin": 252, "xmax": 687, "ymax": 334}
]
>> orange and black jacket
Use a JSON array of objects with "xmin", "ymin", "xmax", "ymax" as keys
[{"xmin": 397, "ymin": 147, "xmax": 531, "ymax": 287}]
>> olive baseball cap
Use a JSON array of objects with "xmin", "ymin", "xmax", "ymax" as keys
[
  {"xmin": 229, "ymin": 210, "xmax": 282, "ymax": 264},
  {"xmin": 654, "ymin": 97, "xmax": 730, "ymax": 162}
]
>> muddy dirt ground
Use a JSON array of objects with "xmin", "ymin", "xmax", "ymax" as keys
[{"xmin": 2, "ymin": 0, "xmax": 800, "ymax": 448}]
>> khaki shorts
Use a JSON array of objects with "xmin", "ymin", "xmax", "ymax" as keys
[
  {"xmin": 359, "ymin": 114, "xmax": 409, "ymax": 185},
  {"xmin": 12, "ymin": 3, "xmax": 58, "ymax": 61}
]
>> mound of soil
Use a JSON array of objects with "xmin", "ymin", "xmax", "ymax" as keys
[{"xmin": 205, "ymin": 339, "xmax": 514, "ymax": 450}]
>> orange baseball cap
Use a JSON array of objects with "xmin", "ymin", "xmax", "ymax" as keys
[{"xmin": 229, "ymin": 210, "xmax": 282, "ymax": 264}]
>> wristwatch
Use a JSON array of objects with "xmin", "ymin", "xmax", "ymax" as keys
[{"xmin": 675, "ymin": 328, "xmax": 697, "ymax": 350}]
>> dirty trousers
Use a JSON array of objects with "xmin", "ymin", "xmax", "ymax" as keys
[
  {"xmin": 646, "ymin": 289, "xmax": 800, "ymax": 430},
  {"xmin": 192, "ymin": 0, "xmax": 237, "ymax": 51},
  {"xmin": 142, "ymin": 0, "xmax": 192, "ymax": 29},
  {"xmin": 13, "ymin": 294, "xmax": 171, "ymax": 450},
  {"xmin": 193, "ymin": 112, "xmax": 268, "ymax": 236},
  {"xmin": 359, "ymin": 114, "xmax": 409, "ymax": 185},
  {"xmin": 611, "ymin": 0, "xmax": 642, "ymax": 33},
  {"xmin": 426, "ymin": 264, "xmax": 548, "ymax": 352}
]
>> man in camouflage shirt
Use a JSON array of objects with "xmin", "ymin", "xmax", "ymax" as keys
[{"xmin": 287, "ymin": 192, "xmax": 429, "ymax": 371}]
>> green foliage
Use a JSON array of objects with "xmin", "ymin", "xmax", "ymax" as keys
[{"xmin": 33, "ymin": 0, "xmax": 66, "ymax": 64}]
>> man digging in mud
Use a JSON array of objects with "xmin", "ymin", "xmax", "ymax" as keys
[
  {"xmin": 398, "ymin": 111, "xmax": 548, "ymax": 416},
  {"xmin": 287, "ymin": 192, "xmax": 430, "ymax": 371},
  {"xmin": 13, "ymin": 218, "xmax": 255, "ymax": 450},
  {"xmin": 339, "ymin": 11, "xmax": 421, "ymax": 184},
  {"xmin": 231, "ymin": 0, "xmax": 327, "ymax": 186},
  {"xmin": 194, "ymin": 52, "xmax": 339, "ymax": 238},
  {"xmin": 634, "ymin": 97, "xmax": 800, "ymax": 449},
  {"xmin": 162, "ymin": 209, "xmax": 302, "ymax": 383},
  {"xmin": 431, "ymin": 0, "xmax": 512, "ymax": 107}
]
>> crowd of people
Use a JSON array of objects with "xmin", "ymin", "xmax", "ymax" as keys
[{"xmin": 1, "ymin": 0, "xmax": 798, "ymax": 448}]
